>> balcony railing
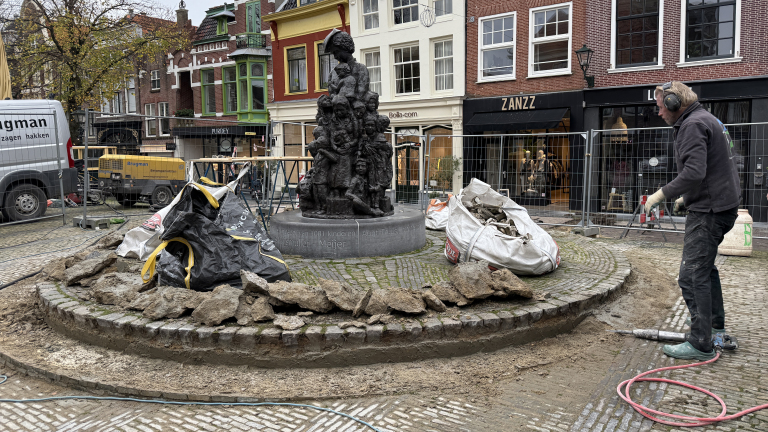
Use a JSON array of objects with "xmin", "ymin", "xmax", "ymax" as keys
[{"xmin": 236, "ymin": 34, "xmax": 268, "ymax": 50}]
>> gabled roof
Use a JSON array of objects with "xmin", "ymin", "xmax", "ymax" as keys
[
  {"xmin": 128, "ymin": 13, "xmax": 176, "ymax": 35},
  {"xmin": 194, "ymin": 3, "xmax": 235, "ymax": 43}
]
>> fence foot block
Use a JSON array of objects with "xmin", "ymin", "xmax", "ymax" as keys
[{"xmin": 572, "ymin": 226, "xmax": 600, "ymax": 237}]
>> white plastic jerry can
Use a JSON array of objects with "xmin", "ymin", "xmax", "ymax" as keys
[{"xmin": 718, "ymin": 209, "xmax": 753, "ymax": 257}]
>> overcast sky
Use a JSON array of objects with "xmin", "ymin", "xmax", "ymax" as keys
[{"xmin": 157, "ymin": 0, "xmax": 209, "ymax": 26}]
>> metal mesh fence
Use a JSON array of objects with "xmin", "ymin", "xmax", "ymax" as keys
[
  {"xmin": 8, "ymin": 107, "xmax": 764, "ymax": 242},
  {"xmin": 443, "ymin": 132, "xmax": 587, "ymax": 223},
  {"xmin": 586, "ymin": 123, "xmax": 768, "ymax": 240},
  {"xmin": 0, "ymin": 111, "xmax": 73, "ymax": 226}
]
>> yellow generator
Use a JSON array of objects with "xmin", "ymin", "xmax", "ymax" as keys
[{"xmin": 98, "ymin": 155, "xmax": 186, "ymax": 207}]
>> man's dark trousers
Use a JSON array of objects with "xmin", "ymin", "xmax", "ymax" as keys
[{"xmin": 679, "ymin": 207, "xmax": 738, "ymax": 352}]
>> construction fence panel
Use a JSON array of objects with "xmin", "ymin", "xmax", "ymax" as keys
[
  {"xmin": 586, "ymin": 122, "xmax": 768, "ymax": 241},
  {"xmin": 70, "ymin": 112, "xmax": 279, "ymax": 223},
  {"xmin": 455, "ymin": 132, "xmax": 587, "ymax": 223},
  {"xmin": 0, "ymin": 111, "xmax": 70, "ymax": 227}
]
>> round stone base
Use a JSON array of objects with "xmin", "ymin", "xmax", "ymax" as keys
[{"xmin": 270, "ymin": 207, "xmax": 426, "ymax": 258}]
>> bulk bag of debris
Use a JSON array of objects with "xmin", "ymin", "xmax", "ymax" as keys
[
  {"xmin": 425, "ymin": 196, "xmax": 452, "ymax": 231},
  {"xmin": 140, "ymin": 183, "xmax": 291, "ymax": 291},
  {"xmin": 444, "ymin": 178, "xmax": 560, "ymax": 275},
  {"xmin": 117, "ymin": 166, "xmax": 249, "ymax": 260}
]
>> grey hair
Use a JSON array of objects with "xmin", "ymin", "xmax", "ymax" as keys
[{"xmin": 655, "ymin": 81, "xmax": 699, "ymax": 107}]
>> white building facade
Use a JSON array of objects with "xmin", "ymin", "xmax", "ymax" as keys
[{"xmin": 350, "ymin": 0, "xmax": 466, "ymax": 196}]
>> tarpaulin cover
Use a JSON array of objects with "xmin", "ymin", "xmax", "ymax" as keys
[
  {"xmin": 143, "ymin": 186, "xmax": 291, "ymax": 290},
  {"xmin": 444, "ymin": 178, "xmax": 560, "ymax": 275}
]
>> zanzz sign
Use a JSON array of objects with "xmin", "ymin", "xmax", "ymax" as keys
[{"xmin": 501, "ymin": 96, "xmax": 536, "ymax": 111}]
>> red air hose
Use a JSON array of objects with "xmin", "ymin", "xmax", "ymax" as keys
[{"xmin": 617, "ymin": 352, "xmax": 768, "ymax": 427}]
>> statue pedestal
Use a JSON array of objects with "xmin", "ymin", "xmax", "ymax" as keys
[{"xmin": 270, "ymin": 207, "xmax": 426, "ymax": 258}]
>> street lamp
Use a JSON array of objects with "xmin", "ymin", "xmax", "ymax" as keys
[
  {"xmin": 575, "ymin": 44, "xmax": 595, "ymax": 88},
  {"xmin": 71, "ymin": 109, "xmax": 86, "ymax": 145}
]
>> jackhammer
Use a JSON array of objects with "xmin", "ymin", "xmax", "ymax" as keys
[{"xmin": 610, "ymin": 329, "xmax": 739, "ymax": 351}]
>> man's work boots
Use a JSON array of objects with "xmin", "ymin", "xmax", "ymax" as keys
[
  {"xmin": 684, "ymin": 317, "xmax": 727, "ymax": 334},
  {"xmin": 663, "ymin": 341, "xmax": 717, "ymax": 361}
]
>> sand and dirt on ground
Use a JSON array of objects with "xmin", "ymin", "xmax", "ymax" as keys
[{"xmin": 0, "ymin": 253, "xmax": 681, "ymax": 405}]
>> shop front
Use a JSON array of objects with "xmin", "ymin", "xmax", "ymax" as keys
[
  {"xmin": 462, "ymin": 90, "xmax": 585, "ymax": 212},
  {"xmin": 379, "ymin": 97, "xmax": 464, "ymax": 204},
  {"xmin": 584, "ymin": 76, "xmax": 768, "ymax": 222}
]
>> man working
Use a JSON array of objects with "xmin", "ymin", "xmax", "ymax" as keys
[{"xmin": 645, "ymin": 81, "xmax": 741, "ymax": 361}]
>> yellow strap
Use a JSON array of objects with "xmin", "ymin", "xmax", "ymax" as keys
[
  {"xmin": 259, "ymin": 244, "xmax": 289, "ymax": 269},
  {"xmin": 199, "ymin": 177, "xmax": 224, "ymax": 186},
  {"xmin": 174, "ymin": 182, "xmax": 221, "ymax": 209},
  {"xmin": 141, "ymin": 237, "xmax": 195, "ymax": 289}
]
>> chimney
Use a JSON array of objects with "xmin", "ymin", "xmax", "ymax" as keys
[
  {"xmin": 176, "ymin": 7, "xmax": 188, "ymax": 28},
  {"xmin": 128, "ymin": 8, "xmax": 134, "ymax": 18}
]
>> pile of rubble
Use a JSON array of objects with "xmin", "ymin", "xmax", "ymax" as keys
[
  {"xmin": 42, "ymin": 233, "xmax": 536, "ymax": 331},
  {"xmin": 466, "ymin": 198, "xmax": 518, "ymax": 237}
]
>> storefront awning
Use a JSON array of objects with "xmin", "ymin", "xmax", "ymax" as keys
[{"xmin": 465, "ymin": 108, "xmax": 568, "ymax": 133}]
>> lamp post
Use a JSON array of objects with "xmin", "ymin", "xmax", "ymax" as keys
[
  {"xmin": 575, "ymin": 44, "xmax": 595, "ymax": 88},
  {"xmin": 72, "ymin": 109, "xmax": 90, "ymax": 220}
]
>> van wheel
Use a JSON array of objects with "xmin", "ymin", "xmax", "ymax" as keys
[
  {"xmin": 4, "ymin": 184, "xmax": 47, "ymax": 221},
  {"xmin": 151, "ymin": 186, "xmax": 173, "ymax": 207}
]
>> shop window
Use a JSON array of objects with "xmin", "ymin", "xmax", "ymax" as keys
[
  {"xmin": 615, "ymin": 0, "xmax": 660, "ymax": 67},
  {"xmin": 201, "ymin": 69, "xmax": 216, "ymax": 114},
  {"xmin": 479, "ymin": 13, "xmax": 515, "ymax": 80},
  {"xmin": 434, "ymin": 0, "xmax": 451, "ymax": 17},
  {"xmin": 425, "ymin": 127, "xmax": 454, "ymax": 191},
  {"xmin": 299, "ymin": 0, "xmax": 317, "ymax": 5},
  {"xmin": 433, "ymin": 39, "xmax": 453, "ymax": 91},
  {"xmin": 363, "ymin": 0, "xmax": 379, "ymax": 30},
  {"xmin": 393, "ymin": 0, "xmax": 418, "ymax": 25},
  {"xmin": 317, "ymin": 42, "xmax": 339, "ymax": 90},
  {"xmin": 224, "ymin": 67, "xmax": 237, "ymax": 113},
  {"xmin": 150, "ymin": 70, "xmax": 160, "ymax": 90},
  {"xmin": 145, "ymin": 103, "xmax": 157, "ymax": 137},
  {"xmin": 364, "ymin": 51, "xmax": 382, "ymax": 95},
  {"xmin": 685, "ymin": 0, "xmax": 737, "ymax": 61},
  {"xmin": 529, "ymin": 3, "xmax": 571, "ymax": 76},
  {"xmin": 394, "ymin": 45, "xmax": 420, "ymax": 94},
  {"xmin": 287, "ymin": 46, "xmax": 307, "ymax": 93},
  {"xmin": 246, "ymin": 1, "xmax": 260, "ymax": 33}
]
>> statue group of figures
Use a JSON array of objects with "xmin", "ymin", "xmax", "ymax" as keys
[{"xmin": 298, "ymin": 30, "xmax": 394, "ymax": 219}]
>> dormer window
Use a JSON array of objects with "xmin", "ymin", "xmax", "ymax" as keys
[{"xmin": 217, "ymin": 18, "xmax": 228, "ymax": 35}]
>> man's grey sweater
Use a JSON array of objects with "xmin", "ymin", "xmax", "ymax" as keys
[{"xmin": 661, "ymin": 102, "xmax": 741, "ymax": 213}]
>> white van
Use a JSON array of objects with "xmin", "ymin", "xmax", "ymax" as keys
[{"xmin": 0, "ymin": 100, "xmax": 78, "ymax": 222}]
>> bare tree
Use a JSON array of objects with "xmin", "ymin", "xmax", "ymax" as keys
[{"xmin": 8, "ymin": 0, "xmax": 188, "ymax": 115}]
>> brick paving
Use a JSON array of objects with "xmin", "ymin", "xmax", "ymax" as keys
[{"xmin": 1, "ymin": 213, "xmax": 767, "ymax": 431}]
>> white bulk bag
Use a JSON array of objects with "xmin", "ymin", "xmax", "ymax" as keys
[
  {"xmin": 444, "ymin": 178, "xmax": 560, "ymax": 275},
  {"xmin": 425, "ymin": 197, "xmax": 451, "ymax": 231}
]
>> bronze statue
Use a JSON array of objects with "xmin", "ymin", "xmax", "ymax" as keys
[{"xmin": 300, "ymin": 30, "xmax": 394, "ymax": 219}]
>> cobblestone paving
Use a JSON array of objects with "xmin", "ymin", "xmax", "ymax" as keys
[{"xmin": 1, "ymin": 215, "xmax": 767, "ymax": 431}]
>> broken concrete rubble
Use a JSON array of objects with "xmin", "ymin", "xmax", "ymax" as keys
[
  {"xmin": 319, "ymin": 278, "xmax": 362, "ymax": 312},
  {"xmin": 267, "ymin": 281, "xmax": 333, "ymax": 313},
  {"xmin": 64, "ymin": 253, "xmax": 118, "ymax": 285},
  {"xmin": 91, "ymin": 273, "xmax": 143, "ymax": 307},
  {"xmin": 273, "ymin": 314, "xmax": 305, "ymax": 331},
  {"xmin": 448, "ymin": 260, "xmax": 496, "ymax": 300},
  {"xmin": 385, "ymin": 287, "xmax": 426, "ymax": 314},
  {"xmin": 191, "ymin": 285, "xmax": 241, "ymax": 326}
]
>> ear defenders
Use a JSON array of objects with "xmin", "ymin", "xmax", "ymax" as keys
[{"xmin": 662, "ymin": 82, "xmax": 682, "ymax": 112}]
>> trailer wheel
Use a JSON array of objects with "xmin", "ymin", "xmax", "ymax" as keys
[
  {"xmin": 3, "ymin": 184, "xmax": 47, "ymax": 221},
  {"xmin": 117, "ymin": 194, "xmax": 138, "ymax": 207},
  {"xmin": 151, "ymin": 185, "xmax": 174, "ymax": 207}
]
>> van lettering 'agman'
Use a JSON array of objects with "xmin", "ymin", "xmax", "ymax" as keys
[
  {"xmin": 0, "ymin": 118, "xmax": 49, "ymax": 132},
  {"xmin": 501, "ymin": 96, "xmax": 536, "ymax": 111}
]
